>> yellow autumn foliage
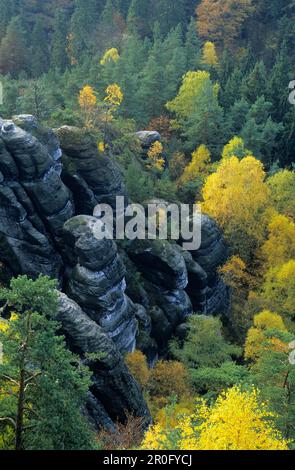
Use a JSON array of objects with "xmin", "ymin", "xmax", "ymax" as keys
[
  {"xmin": 166, "ymin": 70, "xmax": 219, "ymax": 120},
  {"xmin": 222, "ymin": 136, "xmax": 250, "ymax": 160},
  {"xmin": 98, "ymin": 141, "xmax": 105, "ymax": 153},
  {"xmin": 147, "ymin": 141, "xmax": 165, "ymax": 172},
  {"xmin": 104, "ymin": 83, "xmax": 124, "ymax": 108},
  {"xmin": 245, "ymin": 310, "xmax": 287, "ymax": 361},
  {"xmin": 201, "ymin": 41, "xmax": 219, "ymax": 67},
  {"xmin": 125, "ymin": 350, "xmax": 150, "ymax": 388},
  {"xmin": 142, "ymin": 386, "xmax": 288, "ymax": 450},
  {"xmin": 263, "ymin": 260, "xmax": 295, "ymax": 318},
  {"xmin": 100, "ymin": 48, "xmax": 120, "ymax": 66},
  {"xmin": 202, "ymin": 156, "xmax": 270, "ymax": 249},
  {"xmin": 78, "ymin": 85, "xmax": 97, "ymax": 111},
  {"xmin": 261, "ymin": 213, "xmax": 295, "ymax": 269},
  {"xmin": 180, "ymin": 145, "xmax": 211, "ymax": 184},
  {"xmin": 267, "ymin": 170, "xmax": 295, "ymax": 220}
]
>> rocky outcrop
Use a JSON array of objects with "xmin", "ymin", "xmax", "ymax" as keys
[
  {"xmin": 0, "ymin": 116, "xmax": 229, "ymax": 429},
  {"xmin": 190, "ymin": 215, "xmax": 229, "ymax": 315},
  {"xmin": 126, "ymin": 239, "xmax": 193, "ymax": 354},
  {"xmin": 62, "ymin": 215, "xmax": 138, "ymax": 352},
  {"xmin": 56, "ymin": 126, "xmax": 128, "ymax": 215},
  {"xmin": 125, "ymin": 216, "xmax": 229, "ymax": 353},
  {"xmin": 0, "ymin": 117, "xmax": 149, "ymax": 428},
  {"xmin": 57, "ymin": 293, "xmax": 150, "ymax": 429},
  {"xmin": 0, "ymin": 117, "xmax": 73, "ymax": 280},
  {"xmin": 135, "ymin": 131, "xmax": 161, "ymax": 148}
]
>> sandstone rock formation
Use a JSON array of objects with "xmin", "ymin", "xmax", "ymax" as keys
[
  {"xmin": 62, "ymin": 215, "xmax": 138, "ymax": 352},
  {"xmin": 58, "ymin": 293, "xmax": 150, "ymax": 429},
  {"xmin": 135, "ymin": 131, "xmax": 161, "ymax": 148},
  {"xmin": 56, "ymin": 126, "xmax": 128, "ymax": 216},
  {"xmin": 0, "ymin": 115, "xmax": 229, "ymax": 428},
  {"xmin": 0, "ymin": 117, "xmax": 149, "ymax": 428}
]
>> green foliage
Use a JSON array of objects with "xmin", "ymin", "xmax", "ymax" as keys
[
  {"xmin": 125, "ymin": 161, "xmax": 154, "ymax": 202},
  {"xmin": 190, "ymin": 361, "xmax": 249, "ymax": 398},
  {"xmin": 171, "ymin": 316, "xmax": 241, "ymax": 369},
  {"xmin": 0, "ymin": 16, "xmax": 28, "ymax": 78},
  {"xmin": 0, "ymin": 276, "xmax": 95, "ymax": 450}
]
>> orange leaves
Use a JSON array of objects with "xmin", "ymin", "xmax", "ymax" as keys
[
  {"xmin": 196, "ymin": 0, "xmax": 254, "ymax": 48},
  {"xmin": 125, "ymin": 350, "xmax": 150, "ymax": 388}
]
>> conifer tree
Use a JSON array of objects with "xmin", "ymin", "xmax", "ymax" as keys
[
  {"xmin": 0, "ymin": 16, "xmax": 28, "ymax": 78},
  {"xmin": 31, "ymin": 18, "xmax": 50, "ymax": 77},
  {"xmin": 0, "ymin": 276, "xmax": 94, "ymax": 450},
  {"xmin": 242, "ymin": 61, "xmax": 268, "ymax": 103},
  {"xmin": 0, "ymin": 0, "xmax": 18, "ymax": 41},
  {"xmin": 51, "ymin": 9, "xmax": 70, "ymax": 71},
  {"xmin": 185, "ymin": 18, "xmax": 201, "ymax": 70},
  {"xmin": 127, "ymin": 0, "xmax": 150, "ymax": 36}
]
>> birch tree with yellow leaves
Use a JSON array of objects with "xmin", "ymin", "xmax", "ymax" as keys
[{"xmin": 141, "ymin": 387, "xmax": 288, "ymax": 450}]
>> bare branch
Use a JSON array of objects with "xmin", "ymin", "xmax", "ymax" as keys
[{"xmin": 0, "ymin": 374, "xmax": 19, "ymax": 386}]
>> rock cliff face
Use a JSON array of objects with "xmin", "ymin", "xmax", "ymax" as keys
[
  {"xmin": 0, "ymin": 116, "xmax": 229, "ymax": 428},
  {"xmin": 62, "ymin": 215, "xmax": 138, "ymax": 352}
]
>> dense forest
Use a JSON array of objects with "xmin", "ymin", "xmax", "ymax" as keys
[{"xmin": 0, "ymin": 0, "xmax": 295, "ymax": 452}]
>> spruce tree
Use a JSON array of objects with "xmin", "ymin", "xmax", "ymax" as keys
[
  {"xmin": 0, "ymin": 16, "xmax": 28, "ymax": 78},
  {"xmin": 127, "ymin": 0, "xmax": 150, "ymax": 36},
  {"xmin": 31, "ymin": 18, "xmax": 50, "ymax": 78},
  {"xmin": 51, "ymin": 9, "xmax": 70, "ymax": 72},
  {"xmin": 185, "ymin": 17, "xmax": 201, "ymax": 70},
  {"xmin": 241, "ymin": 61, "xmax": 268, "ymax": 103},
  {"xmin": 0, "ymin": 0, "xmax": 19, "ymax": 41},
  {"xmin": 70, "ymin": 0, "xmax": 102, "ymax": 58},
  {"xmin": 137, "ymin": 54, "xmax": 165, "ymax": 124}
]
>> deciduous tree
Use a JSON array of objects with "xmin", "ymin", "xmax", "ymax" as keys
[
  {"xmin": 202, "ymin": 156, "xmax": 270, "ymax": 258},
  {"xmin": 196, "ymin": 0, "xmax": 254, "ymax": 48}
]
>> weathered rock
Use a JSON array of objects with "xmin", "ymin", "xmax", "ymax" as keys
[
  {"xmin": 0, "ymin": 116, "xmax": 230, "ymax": 430},
  {"xmin": 191, "ymin": 215, "xmax": 229, "ymax": 315},
  {"xmin": 180, "ymin": 249, "xmax": 208, "ymax": 312},
  {"xmin": 62, "ymin": 215, "xmax": 138, "ymax": 353},
  {"xmin": 57, "ymin": 293, "xmax": 151, "ymax": 428},
  {"xmin": 126, "ymin": 239, "xmax": 193, "ymax": 352},
  {"xmin": 0, "ymin": 119, "xmax": 74, "ymax": 279},
  {"xmin": 149, "ymin": 306, "xmax": 173, "ymax": 355},
  {"xmin": 127, "ymin": 239, "xmax": 188, "ymax": 290},
  {"xmin": 57, "ymin": 126, "xmax": 128, "ymax": 214},
  {"xmin": 191, "ymin": 215, "xmax": 228, "ymax": 279},
  {"xmin": 135, "ymin": 131, "xmax": 161, "ymax": 148},
  {"xmin": 13, "ymin": 115, "xmax": 63, "ymax": 167}
]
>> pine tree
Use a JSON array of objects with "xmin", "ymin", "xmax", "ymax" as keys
[
  {"xmin": 241, "ymin": 96, "xmax": 284, "ymax": 166},
  {"xmin": 127, "ymin": 0, "xmax": 150, "ymax": 36},
  {"xmin": 226, "ymin": 97, "xmax": 250, "ymax": 135},
  {"xmin": 162, "ymin": 26, "xmax": 186, "ymax": 102},
  {"xmin": 0, "ymin": 0, "xmax": 19, "ymax": 41},
  {"xmin": 51, "ymin": 9, "xmax": 70, "ymax": 71},
  {"xmin": 70, "ymin": 0, "xmax": 102, "ymax": 59},
  {"xmin": 100, "ymin": 0, "xmax": 119, "ymax": 23},
  {"xmin": 118, "ymin": 0, "xmax": 132, "ymax": 17},
  {"xmin": 241, "ymin": 61, "xmax": 268, "ymax": 103},
  {"xmin": 151, "ymin": 0, "xmax": 186, "ymax": 36},
  {"xmin": 0, "ymin": 276, "xmax": 94, "ymax": 450},
  {"xmin": 185, "ymin": 18, "xmax": 201, "ymax": 70},
  {"xmin": 31, "ymin": 18, "xmax": 50, "ymax": 77},
  {"xmin": 137, "ymin": 53, "xmax": 165, "ymax": 124},
  {"xmin": 0, "ymin": 16, "xmax": 28, "ymax": 78},
  {"xmin": 221, "ymin": 66, "xmax": 244, "ymax": 108}
]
